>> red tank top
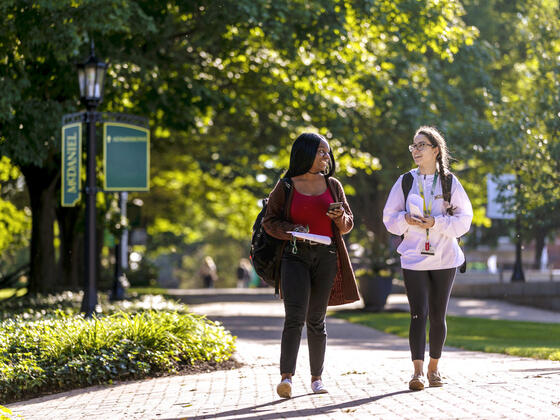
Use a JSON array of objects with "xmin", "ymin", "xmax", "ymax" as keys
[{"xmin": 290, "ymin": 187, "xmax": 334, "ymax": 237}]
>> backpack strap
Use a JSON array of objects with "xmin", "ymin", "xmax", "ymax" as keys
[
  {"xmin": 401, "ymin": 171, "xmax": 413, "ymax": 204},
  {"xmin": 397, "ymin": 172, "xmax": 414, "ymax": 242},
  {"xmin": 440, "ymin": 172, "xmax": 467, "ymax": 272}
]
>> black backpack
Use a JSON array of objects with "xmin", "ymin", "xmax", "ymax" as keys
[
  {"xmin": 400, "ymin": 171, "xmax": 466, "ymax": 273},
  {"xmin": 250, "ymin": 179, "xmax": 292, "ymax": 294}
]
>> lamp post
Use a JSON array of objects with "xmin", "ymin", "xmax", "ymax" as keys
[
  {"xmin": 110, "ymin": 192, "xmax": 129, "ymax": 301},
  {"xmin": 77, "ymin": 41, "xmax": 107, "ymax": 316},
  {"xmin": 511, "ymin": 213, "xmax": 525, "ymax": 282},
  {"xmin": 511, "ymin": 172, "xmax": 525, "ymax": 282}
]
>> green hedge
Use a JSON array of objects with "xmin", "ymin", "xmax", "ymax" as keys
[
  {"xmin": 0, "ymin": 294, "xmax": 236, "ymax": 403},
  {"xmin": 0, "ymin": 291, "xmax": 185, "ymax": 320}
]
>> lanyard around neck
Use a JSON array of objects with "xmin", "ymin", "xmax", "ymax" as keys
[
  {"xmin": 417, "ymin": 170, "xmax": 438, "ymax": 216},
  {"xmin": 417, "ymin": 170, "xmax": 438, "ymax": 250}
]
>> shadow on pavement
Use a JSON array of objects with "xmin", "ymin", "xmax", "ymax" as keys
[
  {"xmin": 202, "ymin": 315, "xmax": 411, "ymax": 352},
  {"xmin": 162, "ymin": 389, "xmax": 412, "ymax": 420},
  {"xmin": 509, "ymin": 367, "xmax": 560, "ymax": 376},
  {"xmin": 171, "ymin": 290, "xmax": 279, "ymax": 305},
  {"xmin": 207, "ymin": 315, "xmax": 283, "ymax": 341}
]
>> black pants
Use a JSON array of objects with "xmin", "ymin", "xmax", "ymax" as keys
[
  {"xmin": 402, "ymin": 267, "xmax": 456, "ymax": 361},
  {"xmin": 280, "ymin": 242, "xmax": 337, "ymax": 376},
  {"xmin": 203, "ymin": 275, "xmax": 214, "ymax": 288}
]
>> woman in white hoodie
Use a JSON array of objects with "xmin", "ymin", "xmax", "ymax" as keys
[{"xmin": 383, "ymin": 126, "xmax": 473, "ymax": 391}]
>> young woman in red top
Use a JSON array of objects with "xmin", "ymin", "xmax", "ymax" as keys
[{"xmin": 262, "ymin": 133, "xmax": 359, "ymax": 398}]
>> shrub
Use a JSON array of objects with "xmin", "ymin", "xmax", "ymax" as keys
[
  {"xmin": 0, "ymin": 291, "xmax": 186, "ymax": 321},
  {"xmin": 0, "ymin": 294, "xmax": 236, "ymax": 403}
]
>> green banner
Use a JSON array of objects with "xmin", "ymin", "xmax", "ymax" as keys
[
  {"xmin": 103, "ymin": 123, "xmax": 150, "ymax": 191},
  {"xmin": 61, "ymin": 123, "xmax": 82, "ymax": 207}
]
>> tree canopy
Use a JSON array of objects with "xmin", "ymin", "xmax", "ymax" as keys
[{"xmin": 0, "ymin": 0, "xmax": 558, "ymax": 289}]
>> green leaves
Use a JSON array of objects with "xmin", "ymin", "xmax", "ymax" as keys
[
  {"xmin": 0, "ymin": 293, "xmax": 236, "ymax": 403},
  {"xmin": 0, "ymin": 0, "xmax": 521, "ymax": 286},
  {"xmin": 479, "ymin": 0, "xmax": 560, "ymax": 236},
  {"xmin": 0, "ymin": 157, "xmax": 30, "ymax": 261}
]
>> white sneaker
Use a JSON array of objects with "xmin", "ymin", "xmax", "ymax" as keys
[
  {"xmin": 277, "ymin": 378, "xmax": 292, "ymax": 398},
  {"xmin": 311, "ymin": 379, "xmax": 328, "ymax": 394}
]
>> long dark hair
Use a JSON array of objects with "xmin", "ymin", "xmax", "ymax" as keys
[{"xmin": 283, "ymin": 132, "xmax": 335, "ymax": 179}]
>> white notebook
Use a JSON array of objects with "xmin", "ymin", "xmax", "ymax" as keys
[
  {"xmin": 407, "ymin": 193, "xmax": 424, "ymax": 219},
  {"xmin": 286, "ymin": 231, "xmax": 332, "ymax": 245}
]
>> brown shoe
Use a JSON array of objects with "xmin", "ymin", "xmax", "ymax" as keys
[
  {"xmin": 276, "ymin": 378, "xmax": 292, "ymax": 398},
  {"xmin": 408, "ymin": 374, "xmax": 425, "ymax": 391},
  {"xmin": 428, "ymin": 371, "xmax": 443, "ymax": 387}
]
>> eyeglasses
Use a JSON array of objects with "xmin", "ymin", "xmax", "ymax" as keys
[
  {"xmin": 408, "ymin": 142, "xmax": 435, "ymax": 152},
  {"xmin": 316, "ymin": 149, "xmax": 330, "ymax": 157}
]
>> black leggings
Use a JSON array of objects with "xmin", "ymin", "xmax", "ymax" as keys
[{"xmin": 402, "ymin": 268, "xmax": 456, "ymax": 361}]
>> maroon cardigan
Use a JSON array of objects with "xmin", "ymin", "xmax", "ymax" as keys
[{"xmin": 262, "ymin": 176, "xmax": 359, "ymax": 306}]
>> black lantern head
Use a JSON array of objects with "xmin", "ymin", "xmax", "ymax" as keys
[{"xmin": 77, "ymin": 41, "xmax": 107, "ymax": 106}]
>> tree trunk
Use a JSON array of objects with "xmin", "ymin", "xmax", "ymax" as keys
[
  {"xmin": 533, "ymin": 228, "xmax": 546, "ymax": 270},
  {"xmin": 22, "ymin": 165, "xmax": 58, "ymax": 294},
  {"xmin": 96, "ymin": 219, "xmax": 105, "ymax": 291},
  {"xmin": 56, "ymin": 206, "xmax": 84, "ymax": 290},
  {"xmin": 351, "ymin": 172, "xmax": 389, "ymax": 243}
]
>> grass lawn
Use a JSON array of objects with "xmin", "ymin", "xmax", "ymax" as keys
[
  {"xmin": 334, "ymin": 311, "xmax": 560, "ymax": 361},
  {"xmin": 128, "ymin": 286, "xmax": 169, "ymax": 296}
]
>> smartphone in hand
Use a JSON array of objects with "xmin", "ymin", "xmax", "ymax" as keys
[{"xmin": 328, "ymin": 202, "xmax": 343, "ymax": 211}]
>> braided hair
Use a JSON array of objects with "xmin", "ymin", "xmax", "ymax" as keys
[{"xmin": 414, "ymin": 126, "xmax": 455, "ymax": 215}]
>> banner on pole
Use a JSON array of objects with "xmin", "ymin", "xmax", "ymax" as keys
[
  {"xmin": 103, "ymin": 122, "xmax": 150, "ymax": 191},
  {"xmin": 61, "ymin": 123, "xmax": 82, "ymax": 207}
]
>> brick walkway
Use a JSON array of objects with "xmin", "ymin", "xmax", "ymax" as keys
[{"xmin": 7, "ymin": 290, "xmax": 560, "ymax": 419}]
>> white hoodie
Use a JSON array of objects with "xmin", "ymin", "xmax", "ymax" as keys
[{"xmin": 383, "ymin": 169, "xmax": 473, "ymax": 270}]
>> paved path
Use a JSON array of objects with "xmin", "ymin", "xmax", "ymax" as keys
[{"xmin": 7, "ymin": 290, "xmax": 560, "ymax": 419}]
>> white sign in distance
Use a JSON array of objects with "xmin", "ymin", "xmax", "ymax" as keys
[{"xmin": 487, "ymin": 174, "xmax": 515, "ymax": 220}]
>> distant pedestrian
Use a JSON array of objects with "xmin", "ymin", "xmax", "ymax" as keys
[
  {"xmin": 236, "ymin": 258, "xmax": 252, "ymax": 288},
  {"xmin": 262, "ymin": 132, "xmax": 359, "ymax": 398},
  {"xmin": 383, "ymin": 126, "xmax": 473, "ymax": 391},
  {"xmin": 199, "ymin": 256, "xmax": 218, "ymax": 288}
]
